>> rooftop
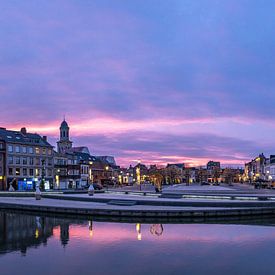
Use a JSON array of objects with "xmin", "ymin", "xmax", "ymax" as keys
[{"xmin": 0, "ymin": 127, "xmax": 52, "ymax": 147}]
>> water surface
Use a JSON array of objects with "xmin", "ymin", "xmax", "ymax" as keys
[{"xmin": 1, "ymin": 211, "xmax": 275, "ymax": 275}]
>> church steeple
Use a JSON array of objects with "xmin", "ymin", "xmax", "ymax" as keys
[
  {"xmin": 60, "ymin": 119, "xmax": 70, "ymax": 141},
  {"xmin": 57, "ymin": 119, "xmax": 73, "ymax": 154}
]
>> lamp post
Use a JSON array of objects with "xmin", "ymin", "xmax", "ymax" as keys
[{"xmin": 41, "ymin": 159, "xmax": 46, "ymax": 190}]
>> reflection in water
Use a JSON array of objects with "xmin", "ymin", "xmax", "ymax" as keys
[
  {"xmin": 150, "ymin": 224, "xmax": 164, "ymax": 236},
  {"xmin": 0, "ymin": 212, "xmax": 53, "ymax": 255},
  {"xmin": 2, "ymin": 211, "xmax": 275, "ymax": 275},
  {"xmin": 89, "ymin": 220, "xmax": 93, "ymax": 239},
  {"xmin": 136, "ymin": 223, "xmax": 142, "ymax": 241},
  {"xmin": 0, "ymin": 211, "xmax": 164, "ymax": 255}
]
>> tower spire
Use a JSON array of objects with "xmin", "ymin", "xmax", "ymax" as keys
[{"xmin": 57, "ymin": 118, "xmax": 72, "ymax": 153}]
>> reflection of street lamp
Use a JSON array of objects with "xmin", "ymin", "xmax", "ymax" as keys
[
  {"xmin": 136, "ymin": 223, "xmax": 141, "ymax": 241},
  {"xmin": 89, "ymin": 221, "xmax": 93, "ymax": 239}
]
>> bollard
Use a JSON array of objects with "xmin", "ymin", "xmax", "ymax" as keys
[
  {"xmin": 35, "ymin": 186, "xmax": 42, "ymax": 200},
  {"xmin": 88, "ymin": 184, "xmax": 95, "ymax": 196}
]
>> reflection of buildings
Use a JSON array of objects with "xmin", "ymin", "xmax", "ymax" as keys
[
  {"xmin": 0, "ymin": 211, "xmax": 166, "ymax": 256},
  {"xmin": 60, "ymin": 222, "xmax": 70, "ymax": 247},
  {"xmin": 0, "ymin": 212, "xmax": 54, "ymax": 255},
  {"xmin": 0, "ymin": 212, "xmax": 86, "ymax": 255}
]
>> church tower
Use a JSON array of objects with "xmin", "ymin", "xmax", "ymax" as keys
[{"xmin": 57, "ymin": 119, "xmax": 73, "ymax": 154}]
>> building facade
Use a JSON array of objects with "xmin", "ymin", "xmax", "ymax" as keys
[
  {"xmin": 0, "ymin": 138, "xmax": 5, "ymax": 190},
  {"xmin": 54, "ymin": 120, "xmax": 117, "ymax": 189},
  {"xmin": 0, "ymin": 127, "xmax": 54, "ymax": 190},
  {"xmin": 244, "ymin": 153, "xmax": 266, "ymax": 182}
]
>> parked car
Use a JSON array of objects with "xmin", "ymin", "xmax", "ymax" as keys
[
  {"xmin": 93, "ymin": 182, "xmax": 103, "ymax": 190},
  {"xmin": 201, "ymin": 181, "xmax": 210, "ymax": 186}
]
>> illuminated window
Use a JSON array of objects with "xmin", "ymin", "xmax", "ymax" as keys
[
  {"xmin": 35, "ymin": 147, "xmax": 40, "ymax": 154},
  {"xmin": 35, "ymin": 169, "xmax": 40, "ymax": 177},
  {"xmin": 42, "ymin": 148, "xmax": 46, "ymax": 155},
  {"xmin": 15, "ymin": 168, "xmax": 20, "ymax": 176}
]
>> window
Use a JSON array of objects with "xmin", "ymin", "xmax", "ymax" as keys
[
  {"xmin": 22, "ymin": 147, "xmax": 27, "ymax": 154},
  {"xmin": 8, "ymin": 156, "xmax": 13, "ymax": 164},
  {"xmin": 15, "ymin": 168, "xmax": 20, "ymax": 176},
  {"xmin": 29, "ymin": 169, "xmax": 34, "ymax": 176},
  {"xmin": 35, "ymin": 147, "xmax": 40, "ymax": 154},
  {"xmin": 8, "ymin": 168, "xmax": 13, "ymax": 175},
  {"xmin": 48, "ymin": 158, "xmax": 52, "ymax": 166},
  {"xmin": 48, "ymin": 149, "xmax": 52, "ymax": 155},
  {"xmin": 35, "ymin": 158, "xmax": 40, "ymax": 166},
  {"xmin": 8, "ymin": 145, "xmax": 13, "ymax": 153},
  {"xmin": 29, "ymin": 147, "xmax": 34, "ymax": 154},
  {"xmin": 15, "ymin": 146, "xmax": 20, "ymax": 153},
  {"xmin": 29, "ymin": 157, "xmax": 34, "ymax": 165},
  {"xmin": 22, "ymin": 157, "xmax": 27, "ymax": 165},
  {"xmin": 48, "ymin": 169, "xmax": 52, "ymax": 176},
  {"xmin": 42, "ymin": 148, "xmax": 46, "ymax": 155},
  {"xmin": 15, "ymin": 157, "xmax": 20, "ymax": 165},
  {"xmin": 23, "ymin": 168, "xmax": 27, "ymax": 176},
  {"xmin": 0, "ymin": 143, "xmax": 3, "ymax": 149},
  {"xmin": 35, "ymin": 168, "xmax": 40, "ymax": 177}
]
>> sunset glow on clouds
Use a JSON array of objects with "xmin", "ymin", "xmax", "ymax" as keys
[{"xmin": 1, "ymin": 0, "xmax": 275, "ymax": 167}]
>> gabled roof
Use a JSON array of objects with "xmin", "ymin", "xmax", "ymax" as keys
[
  {"xmin": 68, "ymin": 146, "xmax": 90, "ymax": 154},
  {"xmin": 167, "ymin": 163, "xmax": 185, "ymax": 169},
  {"xmin": 0, "ymin": 128, "xmax": 52, "ymax": 147},
  {"xmin": 74, "ymin": 152, "xmax": 96, "ymax": 162}
]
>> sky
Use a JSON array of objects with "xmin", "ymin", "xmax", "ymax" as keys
[{"xmin": 0, "ymin": 0, "xmax": 275, "ymax": 167}]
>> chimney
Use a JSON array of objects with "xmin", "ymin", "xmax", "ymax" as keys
[
  {"xmin": 43, "ymin": 136, "xmax": 47, "ymax": 141},
  {"xmin": 20, "ymin": 127, "xmax": 27, "ymax": 135}
]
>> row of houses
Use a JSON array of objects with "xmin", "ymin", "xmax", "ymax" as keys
[
  {"xmin": 0, "ymin": 120, "xmax": 118, "ymax": 191},
  {"xmin": 118, "ymin": 161, "xmax": 244, "ymax": 187},
  {"xmin": 244, "ymin": 153, "xmax": 275, "ymax": 183},
  {"xmin": 2, "ymin": 119, "xmax": 263, "ymax": 191}
]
